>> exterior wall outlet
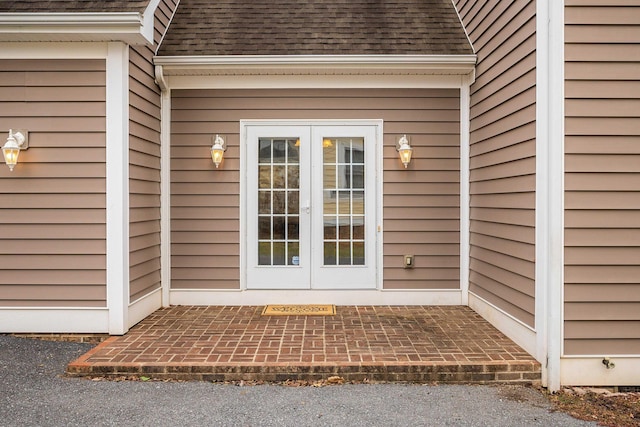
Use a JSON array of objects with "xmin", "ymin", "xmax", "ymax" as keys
[{"xmin": 403, "ymin": 255, "xmax": 414, "ymax": 268}]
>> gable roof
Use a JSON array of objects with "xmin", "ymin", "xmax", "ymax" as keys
[
  {"xmin": 0, "ymin": 1, "xmax": 150, "ymax": 13},
  {"xmin": 157, "ymin": 0, "xmax": 473, "ymax": 56}
]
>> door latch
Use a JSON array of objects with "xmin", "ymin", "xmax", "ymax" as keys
[{"xmin": 301, "ymin": 200, "xmax": 310, "ymax": 214}]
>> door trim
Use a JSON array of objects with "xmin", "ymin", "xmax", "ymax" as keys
[{"xmin": 240, "ymin": 119, "xmax": 384, "ymax": 291}]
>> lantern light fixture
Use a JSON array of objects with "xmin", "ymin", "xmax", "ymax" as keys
[
  {"xmin": 3, "ymin": 129, "xmax": 28, "ymax": 172},
  {"xmin": 396, "ymin": 134, "xmax": 412, "ymax": 168},
  {"xmin": 210, "ymin": 134, "xmax": 226, "ymax": 168}
]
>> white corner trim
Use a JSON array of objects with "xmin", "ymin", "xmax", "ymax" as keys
[
  {"xmin": 0, "ymin": 13, "xmax": 149, "ymax": 44},
  {"xmin": 106, "ymin": 42, "xmax": 130, "ymax": 335},
  {"xmin": 128, "ymin": 288, "xmax": 162, "ymax": 328},
  {"xmin": 536, "ymin": 0, "xmax": 565, "ymax": 392},
  {"xmin": 0, "ymin": 308, "xmax": 109, "ymax": 333},
  {"xmin": 469, "ymin": 293, "xmax": 538, "ymax": 358},
  {"xmin": 560, "ymin": 357, "xmax": 640, "ymax": 386},
  {"xmin": 459, "ymin": 82, "xmax": 471, "ymax": 306},
  {"xmin": 376, "ymin": 122, "xmax": 385, "ymax": 293},
  {"xmin": 170, "ymin": 289, "xmax": 463, "ymax": 306},
  {"xmin": 159, "ymin": 87, "xmax": 172, "ymax": 308}
]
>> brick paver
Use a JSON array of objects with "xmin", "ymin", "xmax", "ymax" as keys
[{"xmin": 67, "ymin": 306, "xmax": 540, "ymax": 383}]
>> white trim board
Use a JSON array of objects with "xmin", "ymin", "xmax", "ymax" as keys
[
  {"xmin": 159, "ymin": 88, "xmax": 172, "ymax": 307},
  {"xmin": 159, "ymin": 74, "xmax": 471, "ymax": 91},
  {"xmin": 170, "ymin": 289, "xmax": 463, "ymax": 306},
  {"xmin": 459, "ymin": 82, "xmax": 471, "ymax": 306},
  {"xmin": 535, "ymin": 0, "xmax": 565, "ymax": 392},
  {"xmin": 128, "ymin": 288, "xmax": 162, "ymax": 328},
  {"xmin": 154, "ymin": 56, "xmax": 476, "ymax": 90},
  {"xmin": 0, "ymin": 308, "xmax": 109, "ymax": 333},
  {"xmin": 469, "ymin": 293, "xmax": 538, "ymax": 359},
  {"xmin": 105, "ymin": 42, "xmax": 130, "ymax": 335},
  {"xmin": 560, "ymin": 357, "xmax": 640, "ymax": 387},
  {"xmin": 0, "ymin": 12, "xmax": 151, "ymax": 44}
]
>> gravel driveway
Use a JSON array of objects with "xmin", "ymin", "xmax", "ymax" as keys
[{"xmin": 0, "ymin": 335, "xmax": 596, "ymax": 427}]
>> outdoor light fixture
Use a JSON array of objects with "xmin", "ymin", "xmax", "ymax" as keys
[
  {"xmin": 2, "ymin": 129, "xmax": 28, "ymax": 172},
  {"xmin": 396, "ymin": 134, "xmax": 412, "ymax": 168},
  {"xmin": 210, "ymin": 134, "xmax": 226, "ymax": 168}
]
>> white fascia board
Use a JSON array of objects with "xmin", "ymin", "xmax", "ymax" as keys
[
  {"xmin": 154, "ymin": 54, "xmax": 477, "ymax": 75},
  {"xmin": 0, "ymin": 12, "xmax": 150, "ymax": 44},
  {"xmin": 142, "ymin": 0, "xmax": 163, "ymax": 45}
]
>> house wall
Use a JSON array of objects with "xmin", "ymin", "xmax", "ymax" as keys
[
  {"xmin": 0, "ymin": 59, "xmax": 107, "ymax": 307},
  {"xmin": 454, "ymin": 0, "xmax": 537, "ymax": 327},
  {"xmin": 564, "ymin": 1, "xmax": 640, "ymax": 356},
  {"xmin": 128, "ymin": 0, "xmax": 178, "ymax": 303},
  {"xmin": 170, "ymin": 89, "xmax": 460, "ymax": 291}
]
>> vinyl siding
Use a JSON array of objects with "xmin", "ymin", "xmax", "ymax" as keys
[
  {"xmin": 564, "ymin": 0, "xmax": 640, "ymax": 355},
  {"xmin": 0, "ymin": 59, "xmax": 106, "ymax": 307},
  {"xmin": 170, "ymin": 89, "xmax": 460, "ymax": 290},
  {"xmin": 454, "ymin": 0, "xmax": 537, "ymax": 327},
  {"xmin": 128, "ymin": 0, "xmax": 178, "ymax": 302}
]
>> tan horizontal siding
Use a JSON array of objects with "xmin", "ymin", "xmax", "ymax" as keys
[
  {"xmin": 454, "ymin": 0, "xmax": 537, "ymax": 327},
  {"xmin": 564, "ymin": 1, "xmax": 640, "ymax": 355},
  {"xmin": 0, "ymin": 59, "xmax": 106, "ymax": 308},
  {"xmin": 128, "ymin": 21, "xmax": 164, "ymax": 302},
  {"xmin": 171, "ymin": 88, "xmax": 460, "ymax": 290}
]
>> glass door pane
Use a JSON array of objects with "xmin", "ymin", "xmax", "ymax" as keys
[
  {"xmin": 257, "ymin": 138, "xmax": 300, "ymax": 266},
  {"xmin": 322, "ymin": 137, "xmax": 366, "ymax": 266}
]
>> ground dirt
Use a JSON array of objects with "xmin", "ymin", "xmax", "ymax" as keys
[{"xmin": 539, "ymin": 386, "xmax": 640, "ymax": 427}]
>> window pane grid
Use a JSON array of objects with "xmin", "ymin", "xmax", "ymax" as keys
[
  {"xmin": 322, "ymin": 137, "xmax": 365, "ymax": 266},
  {"xmin": 257, "ymin": 138, "xmax": 300, "ymax": 266}
]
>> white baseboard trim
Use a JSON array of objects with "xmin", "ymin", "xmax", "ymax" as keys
[
  {"xmin": 561, "ymin": 357, "xmax": 640, "ymax": 386},
  {"xmin": 0, "ymin": 307, "xmax": 109, "ymax": 333},
  {"xmin": 170, "ymin": 289, "xmax": 463, "ymax": 306},
  {"xmin": 128, "ymin": 288, "xmax": 162, "ymax": 328},
  {"xmin": 469, "ymin": 293, "xmax": 538, "ymax": 359}
]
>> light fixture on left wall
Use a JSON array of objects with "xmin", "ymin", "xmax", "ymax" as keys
[
  {"xmin": 2, "ymin": 129, "xmax": 28, "ymax": 172},
  {"xmin": 396, "ymin": 134, "xmax": 413, "ymax": 168},
  {"xmin": 210, "ymin": 134, "xmax": 226, "ymax": 168}
]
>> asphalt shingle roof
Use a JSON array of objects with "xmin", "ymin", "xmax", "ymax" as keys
[
  {"xmin": 158, "ymin": 0, "xmax": 473, "ymax": 56},
  {"xmin": 0, "ymin": 1, "xmax": 150, "ymax": 12}
]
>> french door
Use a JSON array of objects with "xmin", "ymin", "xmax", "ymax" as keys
[{"xmin": 245, "ymin": 123, "xmax": 378, "ymax": 289}]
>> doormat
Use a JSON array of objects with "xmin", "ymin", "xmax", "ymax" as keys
[{"xmin": 261, "ymin": 305, "xmax": 336, "ymax": 316}]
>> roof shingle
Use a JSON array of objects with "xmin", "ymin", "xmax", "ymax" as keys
[{"xmin": 158, "ymin": 0, "xmax": 473, "ymax": 56}]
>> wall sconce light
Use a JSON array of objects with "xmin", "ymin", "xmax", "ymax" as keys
[
  {"xmin": 396, "ymin": 134, "xmax": 412, "ymax": 168},
  {"xmin": 210, "ymin": 134, "xmax": 226, "ymax": 168},
  {"xmin": 3, "ymin": 129, "xmax": 28, "ymax": 172}
]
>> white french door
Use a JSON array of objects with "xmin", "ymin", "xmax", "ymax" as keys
[{"xmin": 245, "ymin": 123, "xmax": 378, "ymax": 289}]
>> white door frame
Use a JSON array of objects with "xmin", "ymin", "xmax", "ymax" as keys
[{"xmin": 240, "ymin": 119, "xmax": 384, "ymax": 291}]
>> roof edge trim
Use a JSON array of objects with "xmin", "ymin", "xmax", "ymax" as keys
[
  {"xmin": 0, "ymin": 12, "xmax": 149, "ymax": 44},
  {"xmin": 155, "ymin": 54, "xmax": 477, "ymax": 68}
]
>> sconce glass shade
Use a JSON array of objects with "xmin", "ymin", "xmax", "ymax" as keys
[
  {"xmin": 397, "ymin": 134, "xmax": 413, "ymax": 168},
  {"xmin": 3, "ymin": 130, "xmax": 26, "ymax": 172},
  {"xmin": 210, "ymin": 134, "xmax": 226, "ymax": 168}
]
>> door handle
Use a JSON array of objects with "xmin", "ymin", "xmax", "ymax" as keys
[{"xmin": 301, "ymin": 200, "xmax": 310, "ymax": 214}]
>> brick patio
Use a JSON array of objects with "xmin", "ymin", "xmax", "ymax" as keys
[{"xmin": 67, "ymin": 306, "xmax": 541, "ymax": 383}]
